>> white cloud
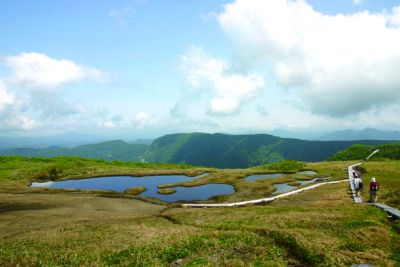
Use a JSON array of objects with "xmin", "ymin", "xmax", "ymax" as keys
[
  {"xmin": 5, "ymin": 52, "xmax": 108, "ymax": 90},
  {"xmin": 218, "ymin": 0, "xmax": 400, "ymax": 117},
  {"xmin": 181, "ymin": 46, "xmax": 265, "ymax": 115},
  {"xmin": 133, "ymin": 111, "xmax": 154, "ymax": 128},
  {"xmin": 353, "ymin": 0, "xmax": 364, "ymax": 5},
  {"xmin": 389, "ymin": 6, "xmax": 400, "ymax": 28},
  {"xmin": 98, "ymin": 114, "xmax": 124, "ymax": 129},
  {"xmin": 0, "ymin": 80, "xmax": 15, "ymax": 112}
]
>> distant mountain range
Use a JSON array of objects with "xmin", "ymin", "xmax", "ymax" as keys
[
  {"xmin": 0, "ymin": 132, "xmax": 393, "ymax": 168},
  {"xmin": 0, "ymin": 140, "xmax": 148, "ymax": 162},
  {"xmin": 319, "ymin": 128, "xmax": 400, "ymax": 141},
  {"xmin": 0, "ymin": 133, "xmax": 153, "ymax": 150}
]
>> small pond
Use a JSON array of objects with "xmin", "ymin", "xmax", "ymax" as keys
[
  {"xmin": 273, "ymin": 177, "xmax": 330, "ymax": 194},
  {"xmin": 31, "ymin": 173, "xmax": 235, "ymax": 202},
  {"xmin": 245, "ymin": 173, "xmax": 284, "ymax": 181}
]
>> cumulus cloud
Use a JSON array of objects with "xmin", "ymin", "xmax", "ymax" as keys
[
  {"xmin": 98, "ymin": 115, "xmax": 124, "ymax": 128},
  {"xmin": 0, "ymin": 80, "xmax": 15, "ymax": 112},
  {"xmin": 0, "ymin": 79, "xmax": 39, "ymax": 131},
  {"xmin": 5, "ymin": 52, "xmax": 108, "ymax": 90},
  {"xmin": 181, "ymin": 46, "xmax": 265, "ymax": 115},
  {"xmin": 218, "ymin": 0, "xmax": 400, "ymax": 117},
  {"xmin": 133, "ymin": 111, "xmax": 154, "ymax": 128},
  {"xmin": 0, "ymin": 53, "xmax": 119, "ymax": 133}
]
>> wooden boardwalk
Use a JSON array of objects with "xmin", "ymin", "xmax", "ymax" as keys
[
  {"xmin": 370, "ymin": 203, "xmax": 400, "ymax": 219},
  {"xmin": 181, "ymin": 161, "xmax": 400, "ymax": 216},
  {"xmin": 348, "ymin": 163, "xmax": 363, "ymax": 204},
  {"xmin": 348, "ymin": 162, "xmax": 400, "ymax": 219},
  {"xmin": 181, "ymin": 179, "xmax": 347, "ymax": 208}
]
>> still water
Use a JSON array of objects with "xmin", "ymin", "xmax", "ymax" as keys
[{"xmin": 31, "ymin": 174, "xmax": 234, "ymax": 202}]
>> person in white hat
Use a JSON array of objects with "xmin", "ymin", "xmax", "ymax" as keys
[{"xmin": 369, "ymin": 177, "xmax": 380, "ymax": 203}]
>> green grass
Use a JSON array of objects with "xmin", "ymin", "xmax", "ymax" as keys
[{"xmin": 0, "ymin": 156, "xmax": 399, "ymax": 266}]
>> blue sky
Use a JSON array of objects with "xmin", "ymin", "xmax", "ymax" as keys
[{"xmin": 1, "ymin": 0, "xmax": 400, "ymax": 139}]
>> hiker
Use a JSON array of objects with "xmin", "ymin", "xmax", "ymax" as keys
[
  {"xmin": 369, "ymin": 177, "xmax": 380, "ymax": 203},
  {"xmin": 354, "ymin": 176, "xmax": 363, "ymax": 197}
]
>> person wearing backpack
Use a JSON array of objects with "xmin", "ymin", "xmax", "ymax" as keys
[
  {"xmin": 354, "ymin": 176, "xmax": 363, "ymax": 197},
  {"xmin": 369, "ymin": 177, "xmax": 379, "ymax": 203}
]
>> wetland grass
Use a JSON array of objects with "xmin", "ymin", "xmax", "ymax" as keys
[{"xmin": 0, "ymin": 156, "xmax": 399, "ymax": 266}]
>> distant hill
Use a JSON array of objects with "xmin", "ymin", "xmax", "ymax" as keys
[
  {"xmin": 1, "ymin": 133, "xmax": 392, "ymax": 168},
  {"xmin": 128, "ymin": 138, "xmax": 154, "ymax": 145},
  {"xmin": 0, "ymin": 140, "xmax": 148, "ymax": 162},
  {"xmin": 0, "ymin": 133, "xmax": 110, "ymax": 150},
  {"xmin": 319, "ymin": 128, "xmax": 400, "ymax": 141},
  {"xmin": 328, "ymin": 143, "xmax": 400, "ymax": 161},
  {"xmin": 144, "ymin": 133, "xmax": 388, "ymax": 168}
]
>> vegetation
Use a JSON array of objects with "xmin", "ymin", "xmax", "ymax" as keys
[
  {"xmin": 0, "ymin": 156, "xmax": 399, "ymax": 266},
  {"xmin": 358, "ymin": 161, "xmax": 400, "ymax": 209},
  {"xmin": 254, "ymin": 160, "xmax": 306, "ymax": 172},
  {"xmin": 124, "ymin": 187, "xmax": 147, "ymax": 195},
  {"xmin": 329, "ymin": 143, "xmax": 400, "ymax": 161},
  {"xmin": 157, "ymin": 188, "xmax": 177, "ymax": 195}
]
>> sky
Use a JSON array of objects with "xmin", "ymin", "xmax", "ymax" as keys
[{"xmin": 1, "ymin": 0, "xmax": 400, "ymax": 140}]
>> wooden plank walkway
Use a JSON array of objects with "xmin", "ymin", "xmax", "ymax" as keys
[
  {"xmin": 181, "ymin": 160, "xmax": 400, "ymax": 216},
  {"xmin": 181, "ymin": 179, "xmax": 347, "ymax": 208},
  {"xmin": 348, "ymin": 162, "xmax": 400, "ymax": 219},
  {"xmin": 348, "ymin": 163, "xmax": 363, "ymax": 204},
  {"xmin": 369, "ymin": 203, "xmax": 400, "ymax": 219}
]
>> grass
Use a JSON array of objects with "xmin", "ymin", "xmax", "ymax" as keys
[
  {"xmin": 158, "ymin": 188, "xmax": 177, "ymax": 195},
  {"xmin": 0, "ymin": 156, "xmax": 399, "ymax": 266},
  {"xmin": 358, "ymin": 160, "xmax": 400, "ymax": 209},
  {"xmin": 123, "ymin": 186, "xmax": 147, "ymax": 195}
]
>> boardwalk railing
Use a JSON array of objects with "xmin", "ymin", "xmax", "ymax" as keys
[{"xmin": 181, "ymin": 179, "xmax": 347, "ymax": 208}]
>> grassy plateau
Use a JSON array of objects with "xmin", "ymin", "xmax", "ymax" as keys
[{"xmin": 0, "ymin": 156, "xmax": 399, "ymax": 266}]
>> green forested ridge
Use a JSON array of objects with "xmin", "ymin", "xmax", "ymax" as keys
[
  {"xmin": 145, "ymin": 133, "xmax": 389, "ymax": 168},
  {"xmin": 328, "ymin": 142, "xmax": 400, "ymax": 161},
  {"xmin": 0, "ymin": 140, "xmax": 148, "ymax": 162}
]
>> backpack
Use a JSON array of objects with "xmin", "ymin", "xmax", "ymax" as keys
[
  {"xmin": 371, "ymin": 182, "xmax": 379, "ymax": 191},
  {"xmin": 359, "ymin": 180, "xmax": 363, "ymax": 189}
]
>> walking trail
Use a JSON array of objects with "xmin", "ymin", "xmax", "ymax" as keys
[
  {"xmin": 348, "ymin": 162, "xmax": 400, "ymax": 219},
  {"xmin": 181, "ymin": 179, "xmax": 348, "ymax": 208},
  {"xmin": 182, "ymin": 161, "xmax": 400, "ymax": 215}
]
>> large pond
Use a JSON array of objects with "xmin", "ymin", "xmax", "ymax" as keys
[{"xmin": 31, "ymin": 174, "xmax": 235, "ymax": 202}]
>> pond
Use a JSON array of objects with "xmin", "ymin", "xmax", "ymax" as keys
[
  {"xmin": 31, "ymin": 174, "xmax": 235, "ymax": 202},
  {"xmin": 273, "ymin": 177, "xmax": 330, "ymax": 194}
]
